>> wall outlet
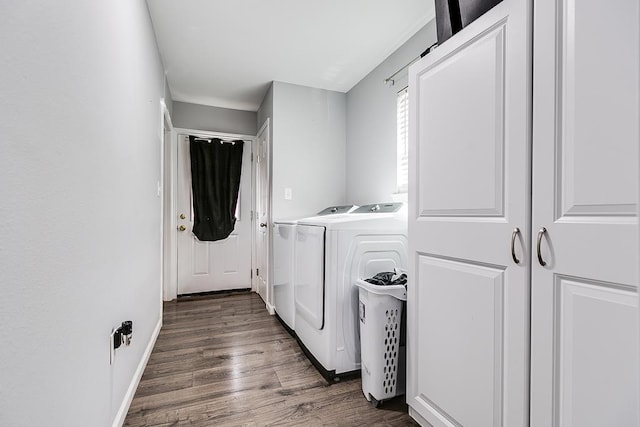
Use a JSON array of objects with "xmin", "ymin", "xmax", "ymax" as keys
[{"xmin": 284, "ymin": 187, "xmax": 292, "ymax": 200}]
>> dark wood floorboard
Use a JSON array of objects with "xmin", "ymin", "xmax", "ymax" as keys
[{"xmin": 125, "ymin": 292, "xmax": 418, "ymax": 426}]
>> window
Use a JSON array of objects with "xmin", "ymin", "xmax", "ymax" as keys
[{"xmin": 396, "ymin": 87, "xmax": 409, "ymax": 193}]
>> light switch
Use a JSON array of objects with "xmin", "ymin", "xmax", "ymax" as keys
[{"xmin": 284, "ymin": 188, "xmax": 292, "ymax": 200}]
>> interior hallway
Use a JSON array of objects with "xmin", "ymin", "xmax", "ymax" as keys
[{"xmin": 124, "ymin": 292, "xmax": 416, "ymax": 426}]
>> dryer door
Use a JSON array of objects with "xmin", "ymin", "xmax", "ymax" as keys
[{"xmin": 294, "ymin": 225, "xmax": 325, "ymax": 330}]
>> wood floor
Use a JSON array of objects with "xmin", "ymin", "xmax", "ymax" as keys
[{"xmin": 124, "ymin": 292, "xmax": 418, "ymax": 426}]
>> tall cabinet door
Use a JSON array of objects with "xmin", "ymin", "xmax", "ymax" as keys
[
  {"xmin": 407, "ymin": 1, "xmax": 532, "ymax": 426},
  {"xmin": 530, "ymin": 1, "xmax": 639, "ymax": 426}
]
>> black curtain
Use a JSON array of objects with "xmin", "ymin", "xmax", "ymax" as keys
[{"xmin": 189, "ymin": 136, "xmax": 244, "ymax": 241}]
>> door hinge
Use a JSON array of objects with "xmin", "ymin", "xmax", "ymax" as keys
[
  {"xmin": 251, "ymin": 152, "xmax": 254, "ymax": 162},
  {"xmin": 256, "ymin": 268, "xmax": 259, "ymax": 277},
  {"xmin": 250, "ymin": 269, "xmax": 253, "ymax": 278}
]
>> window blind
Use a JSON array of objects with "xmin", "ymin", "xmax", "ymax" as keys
[{"xmin": 397, "ymin": 87, "xmax": 409, "ymax": 193}]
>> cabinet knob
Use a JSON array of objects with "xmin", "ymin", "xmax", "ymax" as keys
[
  {"xmin": 536, "ymin": 227, "xmax": 547, "ymax": 266},
  {"xmin": 511, "ymin": 228, "xmax": 521, "ymax": 264}
]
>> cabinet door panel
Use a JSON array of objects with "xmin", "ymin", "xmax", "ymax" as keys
[
  {"xmin": 530, "ymin": 1, "xmax": 639, "ymax": 425},
  {"xmin": 558, "ymin": 0, "xmax": 638, "ymax": 217},
  {"xmin": 408, "ymin": 1, "xmax": 532, "ymax": 426},
  {"xmin": 556, "ymin": 277, "xmax": 638, "ymax": 427},
  {"xmin": 416, "ymin": 255, "xmax": 505, "ymax": 427},
  {"xmin": 417, "ymin": 25, "xmax": 505, "ymax": 217}
]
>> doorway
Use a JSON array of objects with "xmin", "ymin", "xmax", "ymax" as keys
[{"xmin": 172, "ymin": 130, "xmax": 253, "ymax": 295}]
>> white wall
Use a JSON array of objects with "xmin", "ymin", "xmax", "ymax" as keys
[
  {"xmin": 0, "ymin": 1, "xmax": 165, "ymax": 425},
  {"xmin": 346, "ymin": 20, "xmax": 437, "ymax": 205},
  {"xmin": 172, "ymin": 101, "xmax": 257, "ymax": 135},
  {"xmin": 270, "ymin": 81, "xmax": 347, "ymax": 220}
]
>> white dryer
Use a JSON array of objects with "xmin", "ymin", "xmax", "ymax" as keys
[
  {"xmin": 273, "ymin": 205, "xmax": 357, "ymax": 332},
  {"xmin": 293, "ymin": 203, "xmax": 408, "ymax": 380}
]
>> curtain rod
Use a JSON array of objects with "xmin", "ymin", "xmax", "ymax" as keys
[
  {"xmin": 383, "ymin": 56, "xmax": 421, "ymax": 86},
  {"xmin": 191, "ymin": 136, "xmax": 247, "ymax": 144},
  {"xmin": 383, "ymin": 43, "xmax": 437, "ymax": 87}
]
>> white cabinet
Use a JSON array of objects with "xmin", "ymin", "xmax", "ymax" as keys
[
  {"xmin": 407, "ymin": 2, "xmax": 532, "ymax": 425},
  {"xmin": 407, "ymin": 0, "xmax": 638, "ymax": 426},
  {"xmin": 530, "ymin": 1, "xmax": 639, "ymax": 426}
]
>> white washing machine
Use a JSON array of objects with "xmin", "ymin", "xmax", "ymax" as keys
[
  {"xmin": 273, "ymin": 205, "xmax": 357, "ymax": 332},
  {"xmin": 293, "ymin": 203, "xmax": 408, "ymax": 380}
]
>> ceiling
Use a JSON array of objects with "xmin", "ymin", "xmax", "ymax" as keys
[{"xmin": 146, "ymin": 0, "xmax": 435, "ymax": 112}]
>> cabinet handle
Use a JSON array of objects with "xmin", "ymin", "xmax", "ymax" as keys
[
  {"xmin": 511, "ymin": 228, "xmax": 521, "ymax": 264},
  {"xmin": 536, "ymin": 227, "xmax": 547, "ymax": 266}
]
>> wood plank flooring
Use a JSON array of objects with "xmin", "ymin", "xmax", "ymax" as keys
[{"xmin": 124, "ymin": 292, "xmax": 418, "ymax": 426}]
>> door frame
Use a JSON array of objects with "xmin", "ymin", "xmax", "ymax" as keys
[
  {"xmin": 253, "ymin": 118, "xmax": 274, "ymax": 313},
  {"xmin": 160, "ymin": 99, "xmax": 173, "ymax": 304},
  {"xmin": 164, "ymin": 126, "xmax": 256, "ymax": 301}
]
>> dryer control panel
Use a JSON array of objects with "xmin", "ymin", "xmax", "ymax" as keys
[
  {"xmin": 353, "ymin": 203, "xmax": 403, "ymax": 213},
  {"xmin": 316, "ymin": 205, "xmax": 357, "ymax": 215}
]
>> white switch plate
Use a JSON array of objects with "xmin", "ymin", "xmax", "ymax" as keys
[{"xmin": 284, "ymin": 188, "xmax": 292, "ymax": 200}]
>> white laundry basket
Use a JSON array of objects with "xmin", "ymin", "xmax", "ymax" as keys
[{"xmin": 354, "ymin": 278, "xmax": 407, "ymax": 407}]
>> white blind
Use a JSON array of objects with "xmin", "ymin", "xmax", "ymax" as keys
[{"xmin": 396, "ymin": 87, "xmax": 409, "ymax": 193}]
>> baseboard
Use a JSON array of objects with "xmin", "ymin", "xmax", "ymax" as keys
[
  {"xmin": 265, "ymin": 301, "xmax": 276, "ymax": 315},
  {"xmin": 112, "ymin": 316, "xmax": 162, "ymax": 427},
  {"xmin": 408, "ymin": 406, "xmax": 433, "ymax": 427}
]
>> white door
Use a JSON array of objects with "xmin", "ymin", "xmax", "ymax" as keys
[
  {"xmin": 407, "ymin": 1, "xmax": 531, "ymax": 426},
  {"xmin": 255, "ymin": 122, "xmax": 270, "ymax": 305},
  {"xmin": 176, "ymin": 134, "xmax": 252, "ymax": 294},
  {"xmin": 530, "ymin": 1, "xmax": 639, "ymax": 425}
]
